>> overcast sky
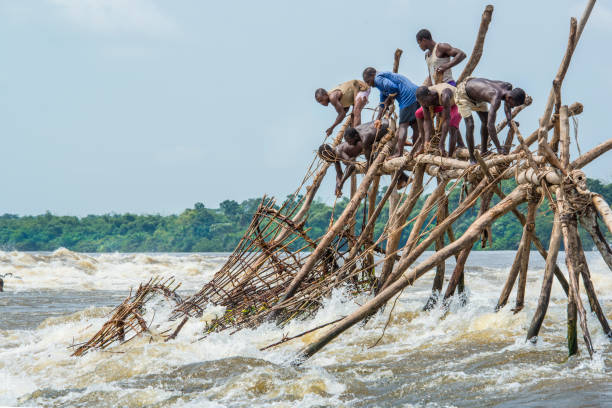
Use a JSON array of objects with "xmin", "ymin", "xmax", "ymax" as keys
[{"xmin": 0, "ymin": 0, "xmax": 609, "ymax": 215}]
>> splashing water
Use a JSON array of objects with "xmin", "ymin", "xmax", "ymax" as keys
[{"xmin": 1, "ymin": 249, "xmax": 611, "ymax": 407}]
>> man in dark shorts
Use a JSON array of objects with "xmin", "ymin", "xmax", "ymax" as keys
[
  {"xmin": 318, "ymin": 120, "xmax": 409, "ymax": 197},
  {"xmin": 362, "ymin": 67, "xmax": 419, "ymax": 158}
]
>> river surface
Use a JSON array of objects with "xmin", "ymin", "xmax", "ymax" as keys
[{"xmin": 1, "ymin": 248, "xmax": 612, "ymax": 407}]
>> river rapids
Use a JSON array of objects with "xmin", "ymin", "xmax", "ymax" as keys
[{"xmin": 1, "ymin": 249, "xmax": 611, "ymax": 407}]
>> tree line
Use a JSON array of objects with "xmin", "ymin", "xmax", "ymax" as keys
[{"xmin": 1, "ymin": 178, "xmax": 610, "ymax": 253}]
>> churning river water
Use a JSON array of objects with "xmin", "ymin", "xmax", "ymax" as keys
[{"xmin": 1, "ymin": 248, "xmax": 612, "ymax": 407}]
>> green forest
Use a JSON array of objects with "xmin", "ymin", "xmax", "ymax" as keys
[{"xmin": 1, "ymin": 178, "xmax": 611, "ymax": 253}]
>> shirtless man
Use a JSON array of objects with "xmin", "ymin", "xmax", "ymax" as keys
[
  {"xmin": 416, "ymin": 29, "xmax": 466, "ymax": 86},
  {"xmin": 455, "ymin": 77, "xmax": 526, "ymax": 163},
  {"xmin": 315, "ymin": 79, "xmax": 370, "ymax": 135},
  {"xmin": 415, "ymin": 84, "xmax": 465, "ymax": 157},
  {"xmin": 318, "ymin": 120, "xmax": 408, "ymax": 196},
  {"xmin": 362, "ymin": 67, "xmax": 419, "ymax": 158}
]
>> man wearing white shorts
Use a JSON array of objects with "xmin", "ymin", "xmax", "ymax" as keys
[{"xmin": 315, "ymin": 79, "xmax": 370, "ymax": 136}]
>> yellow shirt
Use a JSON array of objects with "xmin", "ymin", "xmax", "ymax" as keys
[
  {"xmin": 329, "ymin": 80, "xmax": 370, "ymax": 108},
  {"xmin": 429, "ymin": 82, "xmax": 456, "ymax": 105}
]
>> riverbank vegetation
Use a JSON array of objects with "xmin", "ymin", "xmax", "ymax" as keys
[{"xmin": 1, "ymin": 178, "xmax": 610, "ymax": 253}]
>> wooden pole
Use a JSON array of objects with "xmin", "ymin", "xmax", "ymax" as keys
[
  {"xmin": 349, "ymin": 173, "xmax": 358, "ymax": 283},
  {"xmin": 444, "ymin": 187, "xmax": 494, "ymax": 303},
  {"xmin": 496, "ymin": 197, "xmax": 537, "ymax": 311},
  {"xmin": 592, "ymin": 194, "xmax": 612, "ymax": 236},
  {"xmin": 380, "ymin": 172, "xmax": 509, "ymax": 292},
  {"xmin": 457, "ymin": 5, "xmax": 494, "ymax": 84},
  {"xmin": 429, "ymin": 187, "xmax": 449, "ymax": 308},
  {"xmin": 276, "ymin": 125, "xmax": 396, "ymax": 306},
  {"xmin": 352, "ymin": 172, "xmax": 402, "ymax": 256},
  {"xmin": 579, "ymin": 207, "xmax": 612, "ymax": 272},
  {"xmin": 514, "ymin": 197, "xmax": 536, "ymax": 312},
  {"xmin": 402, "ymin": 180, "xmax": 448, "ymax": 257},
  {"xmin": 377, "ymin": 165, "xmax": 426, "ymax": 292},
  {"xmin": 534, "ymin": 0, "xmax": 595, "ymax": 152},
  {"xmin": 364, "ymin": 176, "xmax": 380, "ymax": 279},
  {"xmin": 559, "ymin": 105, "xmax": 571, "ymax": 168},
  {"xmin": 523, "ymin": 102, "xmax": 583, "ymax": 148},
  {"xmin": 574, "ymin": 224, "xmax": 612, "ymax": 338},
  {"xmin": 393, "ymin": 48, "xmax": 403, "ymax": 73},
  {"xmin": 560, "ymin": 212, "xmax": 594, "ymax": 357},
  {"xmin": 278, "ymin": 115, "xmax": 354, "ymax": 241},
  {"xmin": 294, "ymin": 185, "xmax": 528, "ymax": 365},
  {"xmin": 443, "ymin": 246, "xmax": 471, "ymax": 302},
  {"xmin": 363, "ymin": 48, "xmax": 405, "ymax": 280},
  {"xmin": 489, "ymin": 169, "xmax": 568, "ymax": 295},
  {"xmin": 571, "ymin": 139, "xmax": 612, "ymax": 169},
  {"xmin": 526, "ymin": 210, "xmax": 562, "ymax": 342},
  {"xmin": 538, "ymin": 17, "xmax": 577, "ymax": 151}
]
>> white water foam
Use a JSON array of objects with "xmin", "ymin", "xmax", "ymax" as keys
[{"xmin": 1, "ymin": 251, "xmax": 611, "ymax": 406}]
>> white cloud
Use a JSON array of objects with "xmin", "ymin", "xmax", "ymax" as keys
[{"xmin": 48, "ymin": 0, "xmax": 179, "ymax": 37}]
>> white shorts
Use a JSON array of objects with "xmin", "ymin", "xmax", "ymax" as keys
[{"xmin": 356, "ymin": 88, "xmax": 370, "ymax": 104}]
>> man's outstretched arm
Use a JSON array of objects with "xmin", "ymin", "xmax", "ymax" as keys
[
  {"xmin": 333, "ymin": 161, "xmax": 345, "ymax": 197},
  {"xmin": 502, "ymin": 102, "xmax": 514, "ymax": 153},
  {"xmin": 326, "ymin": 93, "xmax": 348, "ymax": 136},
  {"xmin": 487, "ymin": 96, "xmax": 503, "ymax": 152},
  {"xmin": 336, "ymin": 163, "xmax": 356, "ymax": 197}
]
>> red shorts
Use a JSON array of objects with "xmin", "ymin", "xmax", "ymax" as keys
[{"xmin": 415, "ymin": 105, "xmax": 461, "ymax": 128}]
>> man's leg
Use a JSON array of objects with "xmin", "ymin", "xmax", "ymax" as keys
[
  {"xmin": 487, "ymin": 115, "xmax": 505, "ymax": 155},
  {"xmin": 449, "ymin": 105, "xmax": 465, "ymax": 151},
  {"xmin": 477, "ymin": 111, "xmax": 490, "ymax": 156},
  {"xmin": 412, "ymin": 108, "xmax": 425, "ymax": 153},
  {"xmin": 439, "ymin": 122, "xmax": 449, "ymax": 157},
  {"xmin": 352, "ymin": 92, "xmax": 369, "ymax": 128},
  {"xmin": 409, "ymin": 121, "xmax": 419, "ymax": 147},
  {"xmin": 454, "ymin": 127, "xmax": 466, "ymax": 148},
  {"xmin": 401, "ymin": 103, "xmax": 420, "ymax": 157},
  {"xmin": 411, "ymin": 117, "xmax": 424, "ymax": 157},
  {"xmin": 464, "ymin": 115, "xmax": 477, "ymax": 164},
  {"xmin": 448, "ymin": 127, "xmax": 458, "ymax": 157},
  {"xmin": 395, "ymin": 122, "xmax": 408, "ymax": 157}
]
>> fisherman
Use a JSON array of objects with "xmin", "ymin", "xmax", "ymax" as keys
[
  {"xmin": 315, "ymin": 79, "xmax": 370, "ymax": 136},
  {"xmin": 416, "ymin": 29, "xmax": 466, "ymax": 86},
  {"xmin": 414, "ymin": 84, "xmax": 465, "ymax": 157},
  {"xmin": 318, "ymin": 120, "xmax": 409, "ymax": 196},
  {"xmin": 362, "ymin": 67, "xmax": 419, "ymax": 158},
  {"xmin": 455, "ymin": 77, "xmax": 526, "ymax": 163}
]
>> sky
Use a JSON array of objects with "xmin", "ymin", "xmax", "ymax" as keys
[{"xmin": 0, "ymin": 0, "xmax": 610, "ymax": 216}]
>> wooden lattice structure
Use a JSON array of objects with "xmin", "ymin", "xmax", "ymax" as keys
[{"xmin": 73, "ymin": 2, "xmax": 612, "ymax": 364}]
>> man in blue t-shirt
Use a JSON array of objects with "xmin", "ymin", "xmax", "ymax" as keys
[{"xmin": 363, "ymin": 67, "xmax": 420, "ymax": 158}]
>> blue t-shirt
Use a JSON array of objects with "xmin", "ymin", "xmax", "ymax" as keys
[{"xmin": 374, "ymin": 72, "xmax": 418, "ymax": 109}]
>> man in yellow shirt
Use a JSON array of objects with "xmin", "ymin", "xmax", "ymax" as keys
[{"xmin": 315, "ymin": 79, "xmax": 370, "ymax": 136}]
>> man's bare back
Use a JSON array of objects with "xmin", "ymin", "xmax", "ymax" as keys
[
  {"xmin": 459, "ymin": 77, "xmax": 526, "ymax": 163},
  {"xmin": 318, "ymin": 120, "xmax": 405, "ymax": 196}
]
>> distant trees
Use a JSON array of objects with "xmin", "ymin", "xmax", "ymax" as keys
[{"xmin": 0, "ymin": 178, "xmax": 610, "ymax": 253}]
